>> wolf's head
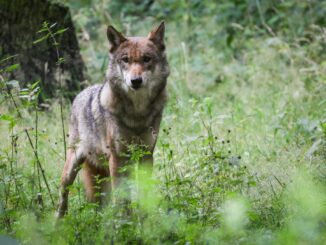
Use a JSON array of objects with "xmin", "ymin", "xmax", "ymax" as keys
[{"xmin": 106, "ymin": 22, "xmax": 169, "ymax": 98}]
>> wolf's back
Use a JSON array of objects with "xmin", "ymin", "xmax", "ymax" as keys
[{"xmin": 68, "ymin": 84, "xmax": 105, "ymax": 146}]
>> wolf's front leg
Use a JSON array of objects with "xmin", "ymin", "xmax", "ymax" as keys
[
  {"xmin": 109, "ymin": 151, "xmax": 130, "ymax": 204},
  {"xmin": 57, "ymin": 149, "xmax": 85, "ymax": 218}
]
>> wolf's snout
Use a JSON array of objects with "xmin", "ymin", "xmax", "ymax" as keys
[{"xmin": 130, "ymin": 77, "xmax": 143, "ymax": 89}]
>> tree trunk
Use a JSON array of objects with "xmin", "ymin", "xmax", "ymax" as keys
[{"xmin": 0, "ymin": 0, "xmax": 86, "ymax": 101}]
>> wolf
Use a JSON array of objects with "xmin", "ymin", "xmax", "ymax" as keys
[{"xmin": 56, "ymin": 22, "xmax": 169, "ymax": 218}]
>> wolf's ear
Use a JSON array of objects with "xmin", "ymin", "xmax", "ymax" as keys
[
  {"xmin": 107, "ymin": 25, "xmax": 127, "ymax": 52},
  {"xmin": 148, "ymin": 21, "xmax": 165, "ymax": 51}
]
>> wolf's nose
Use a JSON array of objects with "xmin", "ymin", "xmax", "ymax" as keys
[{"xmin": 131, "ymin": 77, "xmax": 143, "ymax": 89}]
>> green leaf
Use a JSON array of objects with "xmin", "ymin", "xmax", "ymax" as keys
[
  {"xmin": 33, "ymin": 34, "xmax": 50, "ymax": 44},
  {"xmin": 37, "ymin": 27, "xmax": 48, "ymax": 33},
  {"xmin": 42, "ymin": 21, "xmax": 49, "ymax": 28},
  {"xmin": 248, "ymin": 180, "xmax": 257, "ymax": 187},
  {"xmin": 320, "ymin": 121, "xmax": 326, "ymax": 137},
  {"xmin": 0, "ymin": 114, "xmax": 16, "ymax": 129},
  {"xmin": 54, "ymin": 28, "xmax": 68, "ymax": 35},
  {"xmin": 30, "ymin": 80, "xmax": 40, "ymax": 90},
  {"xmin": 5, "ymin": 64, "xmax": 20, "ymax": 72},
  {"xmin": 0, "ymin": 114, "xmax": 14, "ymax": 121},
  {"xmin": 56, "ymin": 57, "xmax": 65, "ymax": 65}
]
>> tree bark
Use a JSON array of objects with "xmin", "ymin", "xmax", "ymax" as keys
[{"xmin": 0, "ymin": 0, "xmax": 86, "ymax": 101}]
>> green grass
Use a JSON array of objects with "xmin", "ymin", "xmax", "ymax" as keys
[{"xmin": 1, "ymin": 1, "xmax": 326, "ymax": 244}]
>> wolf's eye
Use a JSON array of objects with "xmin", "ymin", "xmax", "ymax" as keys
[
  {"xmin": 143, "ymin": 56, "xmax": 151, "ymax": 63},
  {"xmin": 121, "ymin": 57, "xmax": 129, "ymax": 63}
]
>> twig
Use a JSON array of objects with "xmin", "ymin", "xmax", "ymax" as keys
[
  {"xmin": 46, "ymin": 23, "xmax": 67, "ymax": 161},
  {"xmin": 35, "ymin": 104, "xmax": 43, "ymax": 208},
  {"xmin": 25, "ymin": 129, "xmax": 55, "ymax": 206}
]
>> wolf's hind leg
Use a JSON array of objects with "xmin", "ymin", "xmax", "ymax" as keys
[
  {"xmin": 56, "ymin": 148, "xmax": 85, "ymax": 218},
  {"xmin": 82, "ymin": 162, "xmax": 98, "ymax": 203},
  {"xmin": 82, "ymin": 162, "xmax": 111, "ymax": 206}
]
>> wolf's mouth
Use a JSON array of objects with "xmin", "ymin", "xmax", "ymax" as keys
[
  {"xmin": 131, "ymin": 85, "xmax": 141, "ymax": 90},
  {"xmin": 130, "ymin": 84, "xmax": 142, "ymax": 91}
]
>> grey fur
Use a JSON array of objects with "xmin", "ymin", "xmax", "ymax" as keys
[
  {"xmin": 68, "ymin": 49, "xmax": 169, "ymax": 158},
  {"xmin": 57, "ymin": 23, "xmax": 170, "ymax": 217}
]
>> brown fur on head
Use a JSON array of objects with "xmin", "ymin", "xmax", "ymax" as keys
[
  {"xmin": 105, "ymin": 22, "xmax": 169, "ymax": 96},
  {"xmin": 107, "ymin": 21, "xmax": 165, "ymax": 53}
]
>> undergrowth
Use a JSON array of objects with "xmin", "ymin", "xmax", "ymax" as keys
[{"xmin": 1, "ymin": 1, "xmax": 326, "ymax": 244}]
